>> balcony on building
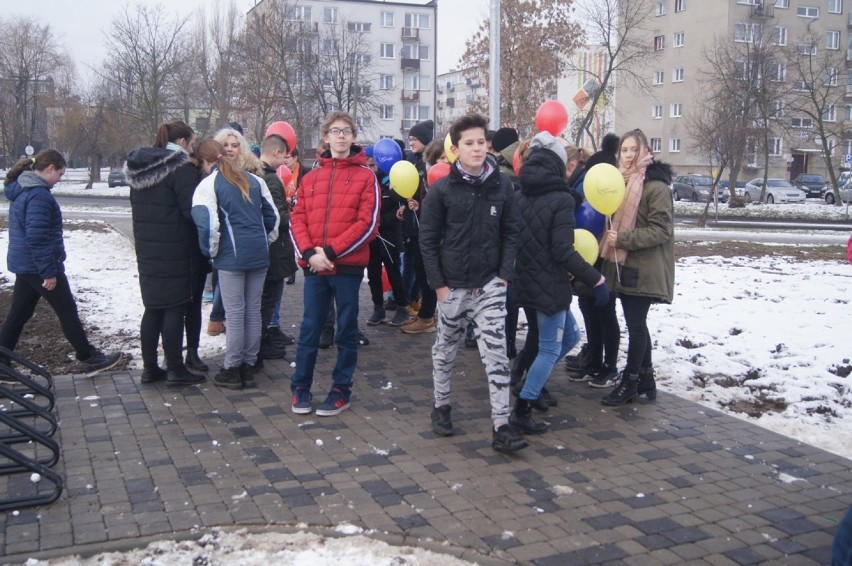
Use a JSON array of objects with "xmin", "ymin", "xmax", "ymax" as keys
[
  {"xmin": 401, "ymin": 27, "xmax": 419, "ymax": 41},
  {"xmin": 401, "ymin": 58, "xmax": 420, "ymax": 71},
  {"xmin": 446, "ymin": 98, "xmax": 455, "ymax": 108},
  {"xmin": 750, "ymin": 2, "xmax": 774, "ymax": 18},
  {"xmin": 402, "ymin": 90, "xmax": 420, "ymax": 102}
]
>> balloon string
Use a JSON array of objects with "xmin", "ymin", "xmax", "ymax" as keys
[
  {"xmin": 608, "ymin": 215, "xmax": 621, "ymax": 284},
  {"xmin": 378, "ymin": 235, "xmax": 397, "ymax": 264}
]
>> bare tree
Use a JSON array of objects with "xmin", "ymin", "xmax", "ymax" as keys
[
  {"xmin": 0, "ymin": 16, "xmax": 69, "ymax": 161},
  {"xmin": 101, "ymin": 4, "xmax": 191, "ymax": 137},
  {"xmin": 461, "ymin": 0, "xmax": 582, "ymax": 134},
  {"xmin": 569, "ymin": 0, "xmax": 656, "ymax": 148},
  {"xmin": 785, "ymin": 31, "xmax": 847, "ymax": 205},
  {"xmin": 197, "ymin": 0, "xmax": 243, "ymax": 128}
]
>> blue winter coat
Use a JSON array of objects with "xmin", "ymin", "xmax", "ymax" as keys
[
  {"xmin": 191, "ymin": 169, "xmax": 279, "ymax": 272},
  {"xmin": 4, "ymin": 171, "xmax": 66, "ymax": 278}
]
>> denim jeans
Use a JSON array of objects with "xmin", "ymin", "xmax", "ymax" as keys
[
  {"xmin": 520, "ymin": 309, "xmax": 580, "ymax": 401},
  {"xmin": 291, "ymin": 273, "xmax": 362, "ymax": 393}
]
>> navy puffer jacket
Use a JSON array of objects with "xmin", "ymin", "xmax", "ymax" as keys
[
  {"xmin": 515, "ymin": 147, "xmax": 602, "ymax": 315},
  {"xmin": 4, "ymin": 171, "xmax": 66, "ymax": 278}
]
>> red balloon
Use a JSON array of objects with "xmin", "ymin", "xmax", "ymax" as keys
[
  {"xmin": 276, "ymin": 165, "xmax": 292, "ymax": 187},
  {"xmin": 427, "ymin": 162, "xmax": 451, "ymax": 185},
  {"xmin": 381, "ymin": 266, "xmax": 391, "ymax": 293},
  {"xmin": 535, "ymin": 100, "xmax": 569, "ymax": 136},
  {"xmin": 513, "ymin": 148, "xmax": 522, "ymax": 176},
  {"xmin": 265, "ymin": 121, "xmax": 298, "ymax": 153}
]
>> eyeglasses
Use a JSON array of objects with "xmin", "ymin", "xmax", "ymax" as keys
[{"xmin": 328, "ymin": 127, "xmax": 354, "ymax": 137}]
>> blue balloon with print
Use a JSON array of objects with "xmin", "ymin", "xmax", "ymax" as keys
[
  {"xmin": 373, "ymin": 138, "xmax": 403, "ymax": 174},
  {"xmin": 365, "ymin": 146, "xmax": 374, "ymax": 157},
  {"xmin": 575, "ymin": 201, "xmax": 605, "ymax": 239}
]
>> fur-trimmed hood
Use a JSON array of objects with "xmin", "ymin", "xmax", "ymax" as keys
[
  {"xmin": 645, "ymin": 160, "xmax": 674, "ymax": 186},
  {"xmin": 124, "ymin": 148, "xmax": 192, "ymax": 190}
]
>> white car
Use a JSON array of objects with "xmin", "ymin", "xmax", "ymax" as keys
[
  {"xmin": 825, "ymin": 181, "xmax": 852, "ymax": 204},
  {"xmin": 743, "ymin": 178, "xmax": 806, "ymax": 204}
]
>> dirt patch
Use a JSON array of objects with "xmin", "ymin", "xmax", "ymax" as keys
[
  {"xmin": 721, "ymin": 394, "xmax": 789, "ymax": 418},
  {"xmin": 675, "ymin": 241, "xmax": 845, "ymax": 261}
]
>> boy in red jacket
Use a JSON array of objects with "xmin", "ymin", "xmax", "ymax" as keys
[{"xmin": 288, "ymin": 111, "xmax": 379, "ymax": 416}]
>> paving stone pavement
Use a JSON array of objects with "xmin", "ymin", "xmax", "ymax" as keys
[{"xmin": 0, "ymin": 276, "xmax": 850, "ymax": 565}]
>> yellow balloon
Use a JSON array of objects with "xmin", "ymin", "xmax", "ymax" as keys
[
  {"xmin": 444, "ymin": 133, "xmax": 457, "ymax": 163},
  {"xmin": 574, "ymin": 229, "xmax": 599, "ymax": 265},
  {"xmin": 389, "ymin": 161, "xmax": 419, "ymax": 199},
  {"xmin": 584, "ymin": 163, "xmax": 625, "ymax": 216}
]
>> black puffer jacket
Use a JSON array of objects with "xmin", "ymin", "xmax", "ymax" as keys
[
  {"xmin": 419, "ymin": 155, "xmax": 519, "ymax": 289},
  {"xmin": 261, "ymin": 162, "xmax": 298, "ymax": 281},
  {"xmin": 515, "ymin": 147, "xmax": 602, "ymax": 315},
  {"xmin": 125, "ymin": 148, "xmax": 204, "ymax": 309}
]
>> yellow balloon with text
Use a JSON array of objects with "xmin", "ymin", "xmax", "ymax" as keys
[
  {"xmin": 574, "ymin": 229, "xmax": 599, "ymax": 265},
  {"xmin": 389, "ymin": 161, "xmax": 419, "ymax": 199},
  {"xmin": 444, "ymin": 133, "xmax": 457, "ymax": 163},
  {"xmin": 584, "ymin": 163, "xmax": 626, "ymax": 216}
]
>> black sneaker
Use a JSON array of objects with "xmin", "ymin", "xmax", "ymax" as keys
[
  {"xmin": 387, "ymin": 309, "xmax": 412, "ymax": 327},
  {"xmin": 358, "ymin": 329, "xmax": 370, "ymax": 346},
  {"xmin": 492, "ymin": 425, "xmax": 529, "ymax": 453},
  {"xmin": 319, "ymin": 326, "xmax": 334, "ymax": 349},
  {"xmin": 464, "ymin": 324, "xmax": 477, "ymax": 348},
  {"xmin": 431, "ymin": 405, "xmax": 453, "ymax": 436},
  {"xmin": 267, "ymin": 326, "xmax": 294, "ymax": 346},
  {"xmin": 285, "ymin": 273, "xmax": 296, "ymax": 285},
  {"xmin": 83, "ymin": 351, "xmax": 123, "ymax": 375},
  {"xmin": 588, "ymin": 365, "xmax": 619, "ymax": 389},
  {"xmin": 239, "ymin": 362, "xmax": 259, "ymax": 388},
  {"xmin": 383, "ymin": 298, "xmax": 399, "ymax": 311},
  {"xmin": 141, "ymin": 366, "xmax": 167, "ymax": 384},
  {"xmin": 564, "ymin": 344, "xmax": 590, "ymax": 373},
  {"xmin": 567, "ymin": 363, "xmax": 599, "ymax": 382},
  {"xmin": 366, "ymin": 308, "xmax": 386, "ymax": 326},
  {"xmin": 166, "ymin": 365, "xmax": 206, "ymax": 387},
  {"xmin": 260, "ymin": 337, "xmax": 286, "ymax": 359},
  {"xmin": 212, "ymin": 366, "xmax": 243, "ymax": 390},
  {"xmin": 540, "ymin": 386, "xmax": 557, "ymax": 407}
]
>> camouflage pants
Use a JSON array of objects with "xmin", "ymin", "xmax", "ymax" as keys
[{"xmin": 432, "ymin": 276, "xmax": 510, "ymax": 424}]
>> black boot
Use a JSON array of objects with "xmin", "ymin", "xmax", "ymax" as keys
[
  {"xmin": 506, "ymin": 336, "xmax": 517, "ymax": 359},
  {"xmin": 141, "ymin": 366, "xmax": 167, "ymax": 384},
  {"xmin": 638, "ymin": 367, "xmax": 657, "ymax": 400},
  {"xmin": 540, "ymin": 386, "xmax": 557, "ymax": 407},
  {"xmin": 509, "ymin": 398, "xmax": 549, "ymax": 434},
  {"xmin": 492, "ymin": 424, "xmax": 529, "ymax": 452},
  {"xmin": 601, "ymin": 372, "xmax": 640, "ymax": 406},
  {"xmin": 260, "ymin": 333, "xmax": 286, "ymax": 359},
  {"xmin": 509, "ymin": 357, "xmax": 525, "ymax": 396},
  {"xmin": 465, "ymin": 324, "xmax": 476, "ymax": 348},
  {"xmin": 185, "ymin": 349, "xmax": 209, "ymax": 374},
  {"xmin": 166, "ymin": 365, "xmax": 206, "ymax": 387}
]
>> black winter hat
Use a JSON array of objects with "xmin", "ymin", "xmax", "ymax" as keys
[
  {"xmin": 228, "ymin": 121, "xmax": 244, "ymax": 135},
  {"xmin": 492, "ymin": 127, "xmax": 519, "ymax": 152},
  {"xmin": 585, "ymin": 133, "xmax": 619, "ymax": 169},
  {"xmin": 408, "ymin": 120, "xmax": 434, "ymax": 145}
]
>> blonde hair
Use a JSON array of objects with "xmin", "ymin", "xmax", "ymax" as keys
[
  {"xmin": 196, "ymin": 138, "xmax": 251, "ymax": 201},
  {"xmin": 564, "ymin": 144, "xmax": 590, "ymax": 165},
  {"xmin": 213, "ymin": 127, "xmax": 264, "ymax": 175}
]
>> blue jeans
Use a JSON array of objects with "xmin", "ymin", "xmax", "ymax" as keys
[
  {"xmin": 291, "ymin": 273, "xmax": 362, "ymax": 393},
  {"xmin": 520, "ymin": 309, "xmax": 580, "ymax": 401}
]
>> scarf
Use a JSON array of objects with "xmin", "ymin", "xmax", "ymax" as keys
[
  {"xmin": 600, "ymin": 154, "xmax": 653, "ymax": 265},
  {"xmin": 286, "ymin": 161, "xmax": 301, "ymax": 200},
  {"xmin": 456, "ymin": 160, "xmax": 493, "ymax": 186}
]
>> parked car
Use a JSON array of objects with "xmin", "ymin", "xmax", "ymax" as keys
[
  {"xmin": 743, "ymin": 178, "xmax": 806, "ymax": 204},
  {"xmin": 671, "ymin": 174, "xmax": 728, "ymax": 203},
  {"xmin": 792, "ymin": 173, "xmax": 829, "ymax": 198},
  {"xmin": 107, "ymin": 167, "xmax": 127, "ymax": 188},
  {"xmin": 718, "ymin": 179, "xmax": 746, "ymax": 197},
  {"xmin": 825, "ymin": 180, "xmax": 852, "ymax": 204}
]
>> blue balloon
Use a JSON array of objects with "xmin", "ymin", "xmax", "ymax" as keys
[
  {"xmin": 575, "ymin": 201, "xmax": 605, "ymax": 239},
  {"xmin": 364, "ymin": 146, "xmax": 374, "ymax": 157},
  {"xmin": 373, "ymin": 138, "xmax": 403, "ymax": 173}
]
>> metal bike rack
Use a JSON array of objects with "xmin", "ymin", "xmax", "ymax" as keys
[{"xmin": 0, "ymin": 347, "xmax": 64, "ymax": 510}]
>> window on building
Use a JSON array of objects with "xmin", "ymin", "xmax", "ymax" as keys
[
  {"xmin": 828, "ymin": 0, "xmax": 842, "ymax": 14},
  {"xmin": 654, "ymin": 35, "xmax": 666, "ymax": 50},
  {"xmin": 650, "ymin": 138, "xmax": 662, "ymax": 153},
  {"xmin": 795, "ymin": 43, "xmax": 817, "ymax": 55},
  {"xmin": 418, "ymin": 76, "xmax": 432, "ymax": 91},
  {"xmin": 674, "ymin": 31, "xmax": 685, "ymax": 47},
  {"xmin": 380, "ymin": 43, "xmax": 394, "ymax": 58},
  {"xmin": 827, "ymin": 31, "xmax": 840, "ymax": 50},
  {"xmin": 792, "ymin": 116, "xmax": 814, "ymax": 128},
  {"xmin": 651, "ymin": 105, "xmax": 663, "ymax": 118},
  {"xmin": 673, "ymin": 67, "xmax": 684, "ymax": 82},
  {"xmin": 675, "ymin": 0, "xmax": 686, "ymax": 11},
  {"xmin": 826, "ymin": 67, "xmax": 839, "ymax": 86},
  {"xmin": 324, "ymin": 7, "xmax": 337, "ymax": 23},
  {"xmin": 772, "ymin": 26, "xmax": 787, "ymax": 45},
  {"xmin": 745, "ymin": 139, "xmax": 758, "ymax": 166},
  {"xmin": 824, "ymin": 104, "xmax": 837, "ymax": 122},
  {"xmin": 793, "ymin": 79, "xmax": 813, "ymax": 90},
  {"xmin": 736, "ymin": 0, "xmax": 760, "ymax": 4},
  {"xmin": 381, "ymin": 11, "xmax": 394, "ymax": 27},
  {"xmin": 774, "ymin": 0, "xmax": 789, "ymax": 7},
  {"xmin": 796, "ymin": 6, "xmax": 819, "ymax": 17},
  {"xmin": 769, "ymin": 138, "xmax": 782, "ymax": 156},
  {"xmin": 348, "ymin": 22, "xmax": 372, "ymax": 32},
  {"xmin": 735, "ymin": 23, "xmax": 762, "ymax": 43},
  {"xmin": 770, "ymin": 63, "xmax": 786, "ymax": 81},
  {"xmin": 404, "ymin": 13, "xmax": 431, "ymax": 29},
  {"xmin": 669, "ymin": 138, "xmax": 681, "ymax": 152},
  {"xmin": 322, "ymin": 39, "xmax": 338, "ymax": 55},
  {"xmin": 671, "ymin": 103, "xmax": 683, "ymax": 117},
  {"xmin": 379, "ymin": 75, "xmax": 394, "ymax": 90},
  {"xmin": 401, "ymin": 44, "xmax": 429, "ymax": 60},
  {"xmin": 656, "ymin": 1, "xmax": 666, "ymax": 16},
  {"xmin": 653, "ymin": 70, "xmax": 665, "ymax": 84},
  {"xmin": 772, "ymin": 100, "xmax": 784, "ymax": 118},
  {"xmin": 380, "ymin": 105, "xmax": 394, "ymax": 120},
  {"xmin": 284, "ymin": 5, "xmax": 311, "ymax": 22}
]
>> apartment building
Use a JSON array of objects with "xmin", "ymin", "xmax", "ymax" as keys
[
  {"xmin": 435, "ymin": 68, "xmax": 486, "ymax": 136},
  {"xmin": 249, "ymin": 0, "xmax": 436, "ymax": 143},
  {"xmin": 616, "ymin": 0, "xmax": 851, "ymax": 180},
  {"xmin": 558, "ymin": 48, "xmax": 616, "ymax": 150}
]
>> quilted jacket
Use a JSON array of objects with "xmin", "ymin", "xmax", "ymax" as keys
[
  {"xmin": 289, "ymin": 145, "xmax": 379, "ymax": 276},
  {"xmin": 515, "ymin": 147, "xmax": 602, "ymax": 315}
]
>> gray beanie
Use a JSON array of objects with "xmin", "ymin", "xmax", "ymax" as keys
[{"xmin": 530, "ymin": 131, "xmax": 567, "ymax": 164}]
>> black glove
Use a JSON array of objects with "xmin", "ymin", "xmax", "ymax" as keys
[{"xmin": 592, "ymin": 283, "xmax": 610, "ymax": 307}]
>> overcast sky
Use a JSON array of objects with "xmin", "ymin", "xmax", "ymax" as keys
[{"xmin": 3, "ymin": 0, "xmax": 489, "ymax": 80}]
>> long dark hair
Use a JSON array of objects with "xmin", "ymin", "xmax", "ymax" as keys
[
  {"xmin": 4, "ymin": 149, "xmax": 66, "ymax": 186},
  {"xmin": 154, "ymin": 120, "xmax": 194, "ymax": 149},
  {"xmin": 195, "ymin": 138, "xmax": 251, "ymax": 201}
]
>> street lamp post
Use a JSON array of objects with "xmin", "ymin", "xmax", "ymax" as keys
[{"xmin": 489, "ymin": 0, "xmax": 500, "ymax": 130}]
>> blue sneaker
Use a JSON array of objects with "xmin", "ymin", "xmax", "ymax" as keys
[
  {"xmin": 315, "ymin": 387, "xmax": 350, "ymax": 417},
  {"xmin": 291, "ymin": 387, "xmax": 313, "ymax": 414}
]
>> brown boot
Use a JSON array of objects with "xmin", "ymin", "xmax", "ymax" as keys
[{"xmin": 207, "ymin": 320, "xmax": 225, "ymax": 336}]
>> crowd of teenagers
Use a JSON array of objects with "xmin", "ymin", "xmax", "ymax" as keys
[{"xmin": 0, "ymin": 111, "xmax": 675, "ymax": 454}]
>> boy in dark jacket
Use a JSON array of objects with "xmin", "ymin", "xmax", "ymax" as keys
[{"xmin": 419, "ymin": 114, "xmax": 528, "ymax": 453}]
